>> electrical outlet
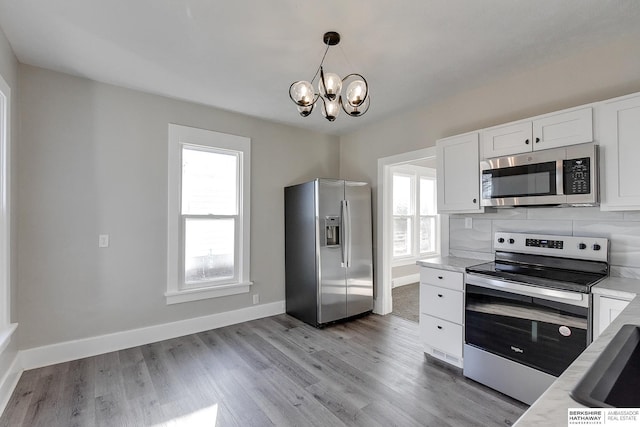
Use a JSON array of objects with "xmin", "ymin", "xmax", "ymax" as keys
[
  {"xmin": 465, "ymin": 217, "xmax": 473, "ymax": 229},
  {"xmin": 252, "ymin": 294, "xmax": 260, "ymax": 305},
  {"xmin": 98, "ymin": 234, "xmax": 110, "ymax": 248}
]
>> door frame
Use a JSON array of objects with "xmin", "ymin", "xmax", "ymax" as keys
[{"xmin": 375, "ymin": 147, "xmax": 448, "ymax": 315}]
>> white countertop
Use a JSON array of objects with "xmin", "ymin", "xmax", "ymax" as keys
[
  {"xmin": 592, "ymin": 276, "xmax": 640, "ymax": 300},
  {"xmin": 515, "ymin": 276, "xmax": 640, "ymax": 426},
  {"xmin": 416, "ymin": 256, "xmax": 485, "ymax": 272}
]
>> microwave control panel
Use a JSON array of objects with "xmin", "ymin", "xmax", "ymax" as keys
[{"xmin": 563, "ymin": 157, "xmax": 591, "ymax": 195}]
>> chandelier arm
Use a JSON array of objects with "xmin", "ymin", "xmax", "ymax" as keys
[{"xmin": 319, "ymin": 66, "xmax": 327, "ymax": 99}]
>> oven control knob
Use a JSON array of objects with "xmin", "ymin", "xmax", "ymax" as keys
[
  {"xmin": 578, "ymin": 243, "xmax": 587, "ymax": 250},
  {"xmin": 593, "ymin": 244, "xmax": 602, "ymax": 251},
  {"xmin": 508, "ymin": 238, "xmax": 515, "ymax": 244},
  {"xmin": 497, "ymin": 238, "xmax": 505, "ymax": 243}
]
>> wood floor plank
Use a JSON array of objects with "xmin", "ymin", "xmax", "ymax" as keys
[
  {"xmin": 1, "ymin": 313, "xmax": 527, "ymax": 427},
  {"xmin": 21, "ymin": 364, "xmax": 69, "ymax": 427},
  {"xmin": 117, "ymin": 346, "xmax": 155, "ymax": 401},
  {"xmin": 0, "ymin": 369, "xmax": 39, "ymax": 427},
  {"xmin": 59, "ymin": 357, "xmax": 96, "ymax": 427}
]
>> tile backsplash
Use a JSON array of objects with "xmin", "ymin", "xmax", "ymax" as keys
[{"xmin": 448, "ymin": 207, "xmax": 640, "ymax": 281}]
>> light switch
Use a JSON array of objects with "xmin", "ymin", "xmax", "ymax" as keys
[
  {"xmin": 465, "ymin": 217, "xmax": 473, "ymax": 229},
  {"xmin": 98, "ymin": 234, "xmax": 110, "ymax": 248}
]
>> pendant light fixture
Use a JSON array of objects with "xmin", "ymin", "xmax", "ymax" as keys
[{"xmin": 289, "ymin": 31, "xmax": 370, "ymax": 121}]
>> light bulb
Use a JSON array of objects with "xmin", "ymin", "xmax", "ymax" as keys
[
  {"xmin": 319, "ymin": 72, "xmax": 342, "ymax": 101},
  {"xmin": 321, "ymin": 98, "xmax": 341, "ymax": 121},
  {"xmin": 342, "ymin": 94, "xmax": 370, "ymax": 117},
  {"xmin": 346, "ymin": 80, "xmax": 367, "ymax": 107},
  {"xmin": 290, "ymin": 81, "xmax": 315, "ymax": 106}
]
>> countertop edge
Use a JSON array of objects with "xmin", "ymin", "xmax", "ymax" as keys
[{"xmin": 416, "ymin": 256, "xmax": 485, "ymax": 272}]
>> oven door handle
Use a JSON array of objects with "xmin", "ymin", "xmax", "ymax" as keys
[{"xmin": 466, "ymin": 274, "xmax": 587, "ymax": 306}]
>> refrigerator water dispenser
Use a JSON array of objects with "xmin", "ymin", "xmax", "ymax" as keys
[{"xmin": 323, "ymin": 216, "xmax": 340, "ymax": 247}]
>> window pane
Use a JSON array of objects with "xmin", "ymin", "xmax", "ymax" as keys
[
  {"xmin": 393, "ymin": 216, "xmax": 412, "ymax": 257},
  {"xmin": 420, "ymin": 216, "xmax": 436, "ymax": 253},
  {"xmin": 184, "ymin": 218, "xmax": 235, "ymax": 285},
  {"xmin": 420, "ymin": 177, "xmax": 436, "ymax": 215},
  {"xmin": 393, "ymin": 174, "xmax": 412, "ymax": 215},
  {"xmin": 182, "ymin": 147, "xmax": 238, "ymax": 215}
]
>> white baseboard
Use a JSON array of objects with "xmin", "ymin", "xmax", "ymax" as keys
[
  {"xmin": 20, "ymin": 300, "xmax": 285, "ymax": 371},
  {"xmin": 0, "ymin": 352, "xmax": 22, "ymax": 417},
  {"xmin": 392, "ymin": 273, "xmax": 420, "ymax": 288}
]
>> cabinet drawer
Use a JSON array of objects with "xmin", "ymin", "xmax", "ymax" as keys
[
  {"xmin": 420, "ymin": 284, "xmax": 463, "ymax": 324},
  {"xmin": 420, "ymin": 267, "xmax": 463, "ymax": 291},
  {"xmin": 420, "ymin": 314, "xmax": 463, "ymax": 358}
]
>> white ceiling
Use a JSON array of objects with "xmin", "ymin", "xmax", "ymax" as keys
[{"xmin": 1, "ymin": 0, "xmax": 639, "ymax": 135}]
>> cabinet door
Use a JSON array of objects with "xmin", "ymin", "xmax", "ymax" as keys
[
  {"xmin": 600, "ymin": 93, "xmax": 640, "ymax": 210},
  {"xmin": 594, "ymin": 295, "xmax": 631, "ymax": 338},
  {"xmin": 436, "ymin": 133, "xmax": 483, "ymax": 213},
  {"xmin": 532, "ymin": 107, "xmax": 593, "ymax": 151},
  {"xmin": 481, "ymin": 121, "xmax": 532, "ymax": 158}
]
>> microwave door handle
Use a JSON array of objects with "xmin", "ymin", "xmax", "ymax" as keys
[{"xmin": 556, "ymin": 160, "xmax": 564, "ymax": 195}]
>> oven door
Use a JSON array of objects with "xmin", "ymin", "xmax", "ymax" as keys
[{"xmin": 465, "ymin": 278, "xmax": 589, "ymax": 377}]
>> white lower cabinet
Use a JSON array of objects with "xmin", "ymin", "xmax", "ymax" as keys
[
  {"xmin": 420, "ymin": 315, "xmax": 463, "ymax": 359},
  {"xmin": 593, "ymin": 294, "xmax": 632, "ymax": 338},
  {"xmin": 419, "ymin": 266, "xmax": 464, "ymax": 368}
]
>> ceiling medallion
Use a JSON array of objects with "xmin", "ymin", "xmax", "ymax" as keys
[{"xmin": 289, "ymin": 31, "xmax": 370, "ymax": 122}]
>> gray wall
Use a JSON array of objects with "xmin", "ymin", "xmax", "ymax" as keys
[
  {"xmin": 0, "ymin": 24, "xmax": 19, "ymax": 381},
  {"xmin": 340, "ymin": 34, "xmax": 640, "ymax": 266},
  {"xmin": 17, "ymin": 64, "xmax": 339, "ymax": 349}
]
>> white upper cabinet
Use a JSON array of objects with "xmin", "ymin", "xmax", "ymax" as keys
[
  {"xmin": 600, "ymin": 92, "xmax": 640, "ymax": 211},
  {"xmin": 436, "ymin": 132, "xmax": 483, "ymax": 213},
  {"xmin": 481, "ymin": 121, "xmax": 532, "ymax": 158},
  {"xmin": 482, "ymin": 107, "xmax": 593, "ymax": 158}
]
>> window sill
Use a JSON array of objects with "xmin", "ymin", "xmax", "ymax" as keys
[
  {"xmin": 0, "ymin": 323, "xmax": 18, "ymax": 354},
  {"xmin": 165, "ymin": 282, "xmax": 253, "ymax": 305}
]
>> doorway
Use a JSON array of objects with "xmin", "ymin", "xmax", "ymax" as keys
[{"xmin": 375, "ymin": 147, "xmax": 449, "ymax": 316}]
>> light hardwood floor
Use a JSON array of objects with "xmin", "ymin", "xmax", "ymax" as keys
[{"xmin": 0, "ymin": 314, "xmax": 527, "ymax": 426}]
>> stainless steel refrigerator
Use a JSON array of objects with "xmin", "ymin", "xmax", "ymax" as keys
[{"xmin": 284, "ymin": 179, "xmax": 373, "ymax": 327}]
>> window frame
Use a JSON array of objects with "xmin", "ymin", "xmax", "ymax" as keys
[
  {"xmin": 166, "ymin": 124, "xmax": 251, "ymax": 305},
  {"xmin": 391, "ymin": 171, "xmax": 415, "ymax": 261},
  {"xmin": 391, "ymin": 165, "xmax": 439, "ymax": 266},
  {"xmin": 0, "ymin": 72, "xmax": 16, "ymax": 352}
]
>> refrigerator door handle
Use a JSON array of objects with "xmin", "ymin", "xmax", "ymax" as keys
[
  {"xmin": 345, "ymin": 199, "xmax": 352, "ymax": 268},
  {"xmin": 340, "ymin": 200, "xmax": 348, "ymax": 267}
]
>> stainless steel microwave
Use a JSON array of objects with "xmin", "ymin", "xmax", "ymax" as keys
[{"xmin": 480, "ymin": 143, "xmax": 599, "ymax": 207}]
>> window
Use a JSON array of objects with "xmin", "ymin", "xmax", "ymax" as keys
[
  {"xmin": 0, "ymin": 72, "xmax": 15, "ymax": 351},
  {"xmin": 392, "ymin": 166, "xmax": 438, "ymax": 263},
  {"xmin": 167, "ymin": 124, "xmax": 251, "ymax": 304}
]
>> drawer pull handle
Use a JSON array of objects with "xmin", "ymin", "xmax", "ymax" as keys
[
  {"xmin": 437, "ymin": 294, "xmax": 443, "ymax": 298},
  {"xmin": 437, "ymin": 276, "xmax": 443, "ymax": 279},
  {"xmin": 437, "ymin": 325, "xmax": 443, "ymax": 330}
]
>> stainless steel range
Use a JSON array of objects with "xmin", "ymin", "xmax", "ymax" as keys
[{"xmin": 464, "ymin": 232, "xmax": 609, "ymax": 405}]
